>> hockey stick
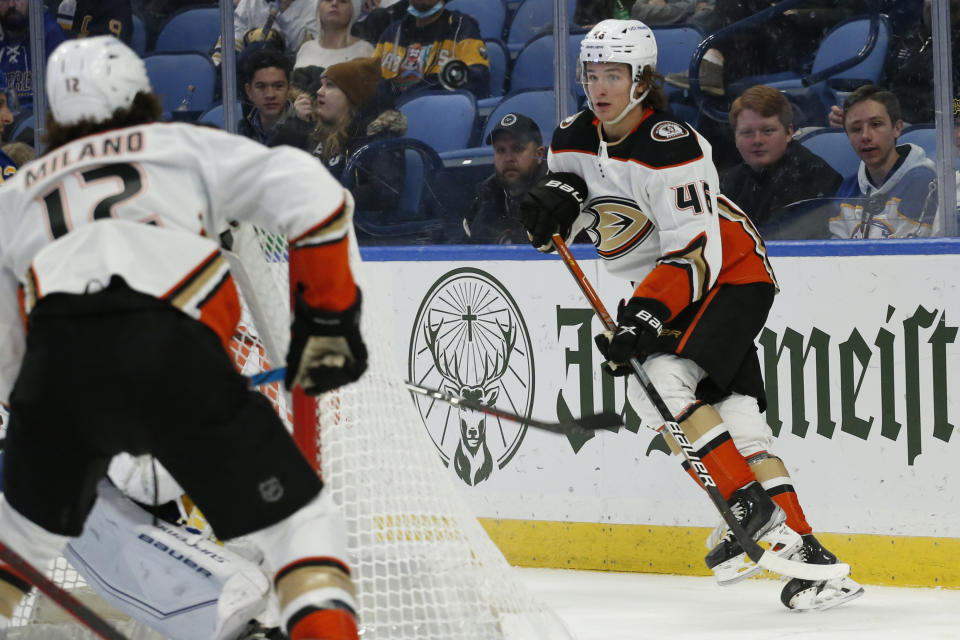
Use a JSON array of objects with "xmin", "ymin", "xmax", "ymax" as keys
[
  {"xmin": 550, "ymin": 234, "xmax": 849, "ymax": 582},
  {"xmin": 247, "ymin": 368, "xmax": 622, "ymax": 437},
  {"xmin": 0, "ymin": 541, "xmax": 129, "ymax": 640},
  {"xmin": 405, "ymin": 381, "xmax": 621, "ymax": 437}
]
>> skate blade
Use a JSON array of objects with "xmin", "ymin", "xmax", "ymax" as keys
[
  {"xmin": 712, "ymin": 524, "xmax": 802, "ymax": 586},
  {"xmin": 788, "ymin": 577, "xmax": 865, "ymax": 612}
]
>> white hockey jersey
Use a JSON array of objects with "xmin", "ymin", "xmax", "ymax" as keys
[
  {"xmin": 0, "ymin": 122, "xmax": 350, "ymax": 403},
  {"xmin": 549, "ymin": 109, "xmax": 777, "ymax": 319}
]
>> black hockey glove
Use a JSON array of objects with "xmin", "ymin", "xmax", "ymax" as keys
[
  {"xmin": 594, "ymin": 297, "xmax": 670, "ymax": 376},
  {"xmin": 519, "ymin": 172, "xmax": 588, "ymax": 252},
  {"xmin": 285, "ymin": 287, "xmax": 368, "ymax": 395}
]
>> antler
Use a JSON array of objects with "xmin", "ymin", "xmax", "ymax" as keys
[
  {"xmin": 479, "ymin": 318, "xmax": 516, "ymax": 388},
  {"xmin": 424, "ymin": 319, "xmax": 469, "ymax": 388}
]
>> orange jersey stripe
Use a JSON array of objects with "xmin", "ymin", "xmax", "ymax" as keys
[
  {"xmin": 197, "ymin": 273, "xmax": 242, "ymax": 349},
  {"xmin": 288, "ymin": 237, "xmax": 356, "ymax": 311}
]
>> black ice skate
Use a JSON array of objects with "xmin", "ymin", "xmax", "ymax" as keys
[
  {"xmin": 780, "ymin": 534, "xmax": 865, "ymax": 611},
  {"xmin": 705, "ymin": 481, "xmax": 801, "ymax": 585}
]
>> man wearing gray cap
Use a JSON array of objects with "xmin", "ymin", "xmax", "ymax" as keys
[{"xmin": 462, "ymin": 113, "xmax": 547, "ymax": 244}]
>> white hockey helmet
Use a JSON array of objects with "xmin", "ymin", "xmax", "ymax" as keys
[
  {"xmin": 578, "ymin": 19, "xmax": 658, "ymax": 124},
  {"xmin": 47, "ymin": 36, "xmax": 151, "ymax": 126}
]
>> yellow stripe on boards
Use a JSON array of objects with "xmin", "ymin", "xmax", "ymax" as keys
[{"xmin": 477, "ymin": 519, "xmax": 960, "ymax": 588}]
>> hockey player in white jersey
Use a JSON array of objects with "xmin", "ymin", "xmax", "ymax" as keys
[
  {"xmin": 518, "ymin": 20, "xmax": 862, "ymax": 611},
  {"xmin": 0, "ymin": 36, "xmax": 364, "ymax": 639}
]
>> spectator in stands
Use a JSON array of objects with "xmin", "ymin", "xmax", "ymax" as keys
[
  {"xmin": 372, "ymin": 0, "xmax": 489, "ymax": 99},
  {"xmin": 295, "ymin": 0, "xmax": 374, "ymax": 70},
  {"xmin": 132, "ymin": 0, "xmax": 215, "ymax": 50},
  {"xmin": 1, "ymin": 140, "xmax": 32, "ymax": 166},
  {"xmin": 0, "ymin": 0, "xmax": 67, "ymax": 109},
  {"xmin": 666, "ymin": 0, "xmax": 869, "ymax": 99},
  {"xmin": 351, "ymin": 0, "xmax": 406, "ymax": 45},
  {"xmin": 56, "ymin": 0, "xmax": 134, "ymax": 44},
  {"xmin": 827, "ymin": 0, "xmax": 960, "ymax": 128},
  {"xmin": 0, "ymin": 75, "xmax": 14, "ymax": 141},
  {"xmin": 631, "ymin": 0, "xmax": 715, "ymax": 27},
  {"xmin": 830, "ymin": 84, "xmax": 938, "ymax": 239},
  {"xmin": 213, "ymin": 0, "xmax": 318, "ymax": 64},
  {"xmin": 722, "ymin": 85, "xmax": 841, "ymax": 239},
  {"xmin": 462, "ymin": 113, "xmax": 546, "ymax": 244},
  {"xmin": 240, "ymin": 48, "xmax": 299, "ymax": 145},
  {"xmin": 280, "ymin": 57, "xmax": 406, "ymax": 213},
  {"xmin": 575, "ymin": 0, "xmax": 635, "ymax": 27}
]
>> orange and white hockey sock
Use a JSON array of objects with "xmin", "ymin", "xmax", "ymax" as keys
[
  {"xmin": 747, "ymin": 452, "xmax": 812, "ymax": 535},
  {"xmin": 275, "ymin": 557, "xmax": 359, "ymax": 640},
  {"xmin": 662, "ymin": 402, "xmax": 756, "ymax": 501}
]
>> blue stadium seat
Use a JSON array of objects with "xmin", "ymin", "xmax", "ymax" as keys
[
  {"xmin": 510, "ymin": 31, "xmax": 587, "ymax": 94},
  {"xmin": 505, "ymin": 0, "xmax": 556, "ymax": 55},
  {"xmin": 734, "ymin": 15, "xmax": 890, "ymax": 94},
  {"xmin": 898, "ymin": 124, "xmax": 937, "ymax": 160},
  {"xmin": 446, "ymin": 0, "xmax": 507, "ymax": 40},
  {"xmin": 342, "ymin": 138, "xmax": 450, "ymax": 243},
  {"xmin": 485, "ymin": 38, "xmax": 509, "ymax": 99},
  {"xmin": 796, "ymin": 128, "xmax": 861, "ymax": 178},
  {"xmin": 398, "ymin": 91, "xmax": 479, "ymax": 153},
  {"xmin": 144, "ymin": 53, "xmax": 217, "ymax": 116},
  {"xmin": 131, "ymin": 13, "xmax": 147, "ymax": 55},
  {"xmin": 154, "ymin": 7, "xmax": 221, "ymax": 54},
  {"xmin": 482, "ymin": 89, "xmax": 558, "ymax": 147},
  {"xmin": 197, "ymin": 102, "xmax": 243, "ymax": 129},
  {"xmin": 650, "ymin": 25, "xmax": 704, "ymax": 77}
]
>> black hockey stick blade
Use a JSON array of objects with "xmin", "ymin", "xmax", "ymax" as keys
[
  {"xmin": 0, "ymin": 541, "xmax": 129, "ymax": 640},
  {"xmin": 405, "ymin": 382, "xmax": 622, "ymax": 438}
]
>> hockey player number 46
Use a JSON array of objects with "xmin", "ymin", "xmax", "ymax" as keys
[{"xmin": 673, "ymin": 180, "xmax": 712, "ymax": 216}]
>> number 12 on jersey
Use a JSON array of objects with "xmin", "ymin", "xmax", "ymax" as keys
[{"xmin": 40, "ymin": 163, "xmax": 144, "ymax": 239}]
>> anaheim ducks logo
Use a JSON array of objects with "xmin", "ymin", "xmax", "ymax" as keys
[
  {"xmin": 651, "ymin": 121, "xmax": 688, "ymax": 142},
  {"xmin": 583, "ymin": 196, "xmax": 653, "ymax": 259},
  {"xmin": 560, "ymin": 111, "xmax": 584, "ymax": 129}
]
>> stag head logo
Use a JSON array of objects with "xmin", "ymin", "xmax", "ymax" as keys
[{"xmin": 409, "ymin": 268, "xmax": 534, "ymax": 485}]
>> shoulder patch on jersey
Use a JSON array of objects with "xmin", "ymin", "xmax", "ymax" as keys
[
  {"xmin": 651, "ymin": 121, "xmax": 688, "ymax": 142},
  {"xmin": 560, "ymin": 111, "xmax": 585, "ymax": 129}
]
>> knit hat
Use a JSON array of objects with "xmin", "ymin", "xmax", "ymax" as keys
[{"xmin": 322, "ymin": 57, "xmax": 381, "ymax": 109}]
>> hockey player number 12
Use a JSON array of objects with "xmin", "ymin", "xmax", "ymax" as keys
[{"xmin": 40, "ymin": 163, "xmax": 144, "ymax": 239}]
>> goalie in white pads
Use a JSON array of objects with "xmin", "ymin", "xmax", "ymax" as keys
[
  {"xmin": 0, "ymin": 36, "xmax": 365, "ymax": 639},
  {"xmin": 518, "ymin": 20, "xmax": 862, "ymax": 611},
  {"xmin": 63, "ymin": 454, "xmax": 283, "ymax": 640}
]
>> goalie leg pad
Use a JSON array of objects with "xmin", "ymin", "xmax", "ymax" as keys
[{"xmin": 0, "ymin": 494, "xmax": 70, "ymax": 617}]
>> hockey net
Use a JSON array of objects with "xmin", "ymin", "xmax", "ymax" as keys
[{"xmin": 7, "ymin": 225, "xmax": 572, "ymax": 640}]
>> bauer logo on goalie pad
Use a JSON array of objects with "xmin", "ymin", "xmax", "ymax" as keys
[{"xmin": 409, "ymin": 268, "xmax": 535, "ymax": 486}]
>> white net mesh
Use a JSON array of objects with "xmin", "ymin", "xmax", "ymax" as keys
[
  {"xmin": 234, "ymin": 226, "xmax": 573, "ymax": 639},
  {"xmin": 7, "ymin": 225, "xmax": 573, "ymax": 640}
]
